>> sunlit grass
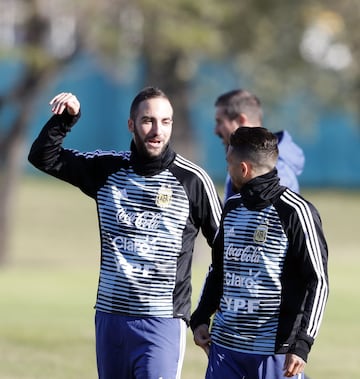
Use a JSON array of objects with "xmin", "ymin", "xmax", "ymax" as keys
[{"xmin": 0, "ymin": 177, "xmax": 359, "ymax": 378}]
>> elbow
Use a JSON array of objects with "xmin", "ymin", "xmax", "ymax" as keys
[{"xmin": 27, "ymin": 145, "xmax": 39, "ymax": 167}]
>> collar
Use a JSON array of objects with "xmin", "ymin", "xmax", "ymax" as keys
[
  {"xmin": 129, "ymin": 140, "xmax": 176, "ymax": 176},
  {"xmin": 240, "ymin": 169, "xmax": 285, "ymax": 210}
]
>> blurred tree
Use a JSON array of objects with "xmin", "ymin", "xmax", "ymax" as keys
[
  {"xmin": 208, "ymin": 0, "xmax": 359, "ymax": 126},
  {"xmin": 0, "ymin": 0, "xmax": 359, "ymax": 263},
  {"xmin": 0, "ymin": 0, "xmax": 77, "ymax": 263}
]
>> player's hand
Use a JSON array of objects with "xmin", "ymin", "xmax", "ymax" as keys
[
  {"xmin": 193, "ymin": 324, "xmax": 211, "ymax": 356},
  {"xmin": 50, "ymin": 92, "xmax": 80, "ymax": 116},
  {"xmin": 283, "ymin": 353, "xmax": 306, "ymax": 377}
]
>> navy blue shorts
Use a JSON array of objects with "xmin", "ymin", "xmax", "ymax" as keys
[
  {"xmin": 206, "ymin": 343, "xmax": 305, "ymax": 379},
  {"xmin": 95, "ymin": 311, "xmax": 186, "ymax": 379}
]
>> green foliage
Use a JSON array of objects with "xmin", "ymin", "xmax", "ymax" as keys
[
  {"xmin": 0, "ymin": 177, "xmax": 359, "ymax": 378},
  {"xmin": 1, "ymin": 0, "xmax": 359, "ymax": 117},
  {"xmin": 8, "ymin": 0, "xmax": 357, "ymax": 112}
]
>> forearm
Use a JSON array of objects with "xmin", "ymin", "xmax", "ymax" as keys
[
  {"xmin": 28, "ymin": 111, "xmax": 80, "ymax": 172},
  {"xmin": 190, "ymin": 265, "xmax": 222, "ymax": 331}
]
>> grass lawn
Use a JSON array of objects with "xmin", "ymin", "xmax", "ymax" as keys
[{"xmin": 0, "ymin": 176, "xmax": 359, "ymax": 378}]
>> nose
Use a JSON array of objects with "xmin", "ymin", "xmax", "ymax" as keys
[
  {"xmin": 151, "ymin": 119, "xmax": 162, "ymax": 134},
  {"xmin": 214, "ymin": 124, "xmax": 222, "ymax": 138}
]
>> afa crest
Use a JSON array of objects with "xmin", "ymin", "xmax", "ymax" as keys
[
  {"xmin": 253, "ymin": 222, "xmax": 268, "ymax": 244},
  {"xmin": 156, "ymin": 185, "xmax": 173, "ymax": 208}
]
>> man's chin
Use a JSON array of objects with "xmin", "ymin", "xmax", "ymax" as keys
[{"xmin": 145, "ymin": 146, "xmax": 164, "ymax": 158}]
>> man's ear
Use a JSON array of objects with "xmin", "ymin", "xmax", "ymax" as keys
[
  {"xmin": 238, "ymin": 113, "xmax": 248, "ymax": 126},
  {"xmin": 241, "ymin": 161, "xmax": 251, "ymax": 178},
  {"xmin": 128, "ymin": 119, "xmax": 134, "ymax": 132}
]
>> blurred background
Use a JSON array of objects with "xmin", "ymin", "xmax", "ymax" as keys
[{"xmin": 0, "ymin": 1, "xmax": 359, "ymax": 378}]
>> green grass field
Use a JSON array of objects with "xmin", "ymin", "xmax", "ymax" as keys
[{"xmin": 1, "ymin": 176, "xmax": 359, "ymax": 378}]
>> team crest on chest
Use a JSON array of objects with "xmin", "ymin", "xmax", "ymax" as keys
[
  {"xmin": 253, "ymin": 220, "xmax": 269, "ymax": 244},
  {"xmin": 156, "ymin": 184, "xmax": 173, "ymax": 208}
]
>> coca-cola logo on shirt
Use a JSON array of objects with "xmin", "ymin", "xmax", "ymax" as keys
[
  {"xmin": 116, "ymin": 207, "xmax": 162, "ymax": 230},
  {"xmin": 225, "ymin": 244, "xmax": 261, "ymax": 263}
]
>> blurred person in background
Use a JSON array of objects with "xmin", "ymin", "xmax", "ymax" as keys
[
  {"xmin": 28, "ymin": 88, "xmax": 222, "ymax": 379},
  {"xmin": 190, "ymin": 126, "xmax": 329, "ymax": 379},
  {"xmin": 214, "ymin": 89, "xmax": 305, "ymax": 200}
]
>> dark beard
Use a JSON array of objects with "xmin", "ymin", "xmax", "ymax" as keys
[{"xmin": 132, "ymin": 124, "xmax": 168, "ymax": 159}]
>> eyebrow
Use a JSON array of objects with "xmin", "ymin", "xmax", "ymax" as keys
[{"xmin": 140, "ymin": 116, "xmax": 173, "ymax": 122}]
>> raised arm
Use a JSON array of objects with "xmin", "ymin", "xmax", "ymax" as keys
[{"xmin": 28, "ymin": 92, "xmax": 81, "ymax": 173}]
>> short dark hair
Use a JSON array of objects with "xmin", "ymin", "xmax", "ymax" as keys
[
  {"xmin": 130, "ymin": 86, "xmax": 169, "ymax": 120},
  {"xmin": 229, "ymin": 127, "xmax": 278, "ymax": 169},
  {"xmin": 215, "ymin": 89, "xmax": 262, "ymax": 124}
]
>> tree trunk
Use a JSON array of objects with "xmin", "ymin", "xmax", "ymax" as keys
[
  {"xmin": 143, "ymin": 53, "xmax": 197, "ymax": 161},
  {"xmin": 0, "ymin": 130, "xmax": 25, "ymax": 265},
  {"xmin": 0, "ymin": 65, "xmax": 59, "ymax": 265}
]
